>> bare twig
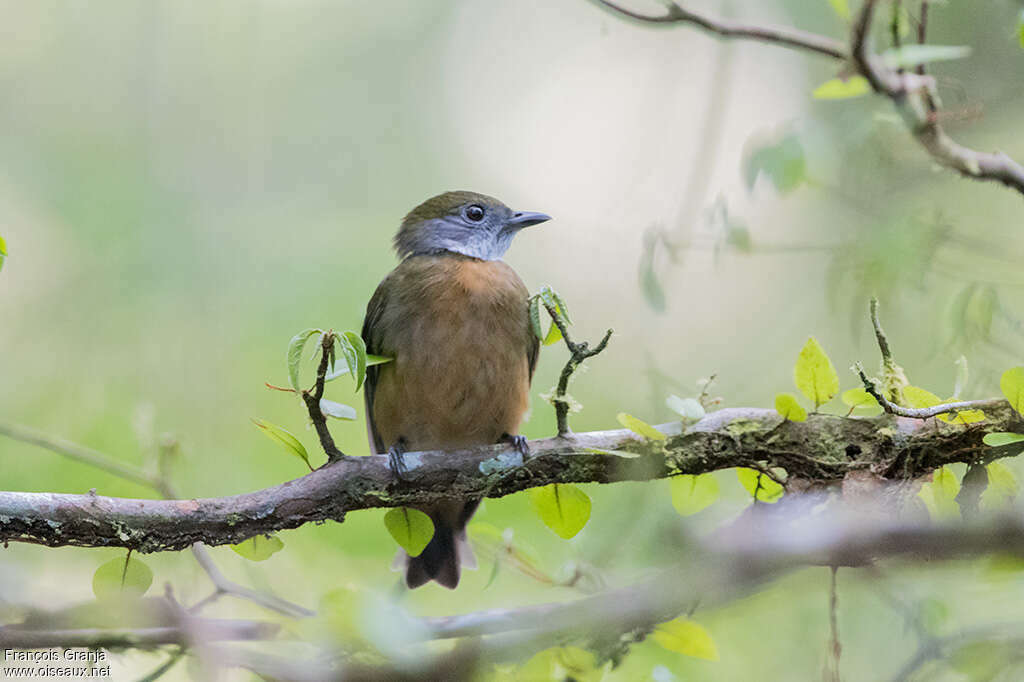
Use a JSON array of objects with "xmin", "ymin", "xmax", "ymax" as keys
[
  {"xmin": 544, "ymin": 302, "xmax": 613, "ymax": 437},
  {"xmin": 855, "ymin": 363, "xmax": 1003, "ymax": 419},
  {"xmin": 590, "ymin": 0, "xmax": 847, "ymax": 59},
  {"xmin": 592, "ymin": 0, "xmax": 1024, "ymax": 197},
  {"xmin": 300, "ymin": 331, "xmax": 346, "ymax": 463}
]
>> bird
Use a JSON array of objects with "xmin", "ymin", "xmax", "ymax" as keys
[{"xmin": 361, "ymin": 190, "xmax": 549, "ymax": 589}]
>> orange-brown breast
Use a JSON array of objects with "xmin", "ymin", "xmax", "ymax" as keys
[{"xmin": 364, "ymin": 254, "xmax": 536, "ymax": 452}]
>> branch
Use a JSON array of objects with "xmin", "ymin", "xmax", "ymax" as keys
[
  {"xmin": 2, "ymin": 404, "xmax": 1021, "ymax": 551},
  {"xmin": 593, "ymin": 0, "xmax": 1024, "ymax": 198},
  {"xmin": 544, "ymin": 301, "xmax": 613, "ymax": 437},
  {"xmin": 0, "ymin": 619, "xmax": 279, "ymax": 649},
  {"xmin": 590, "ymin": 0, "xmax": 847, "ymax": 59},
  {"xmin": 855, "ymin": 363, "xmax": 1004, "ymax": 420},
  {"xmin": 300, "ymin": 331, "xmax": 346, "ymax": 462}
]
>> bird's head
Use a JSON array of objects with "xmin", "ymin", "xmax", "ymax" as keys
[{"xmin": 394, "ymin": 191, "xmax": 550, "ymax": 261}]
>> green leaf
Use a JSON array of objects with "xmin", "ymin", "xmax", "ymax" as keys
[
  {"xmin": 670, "ymin": 474, "xmax": 720, "ymax": 516},
  {"xmin": 774, "ymin": 393, "xmax": 808, "ymax": 422},
  {"xmin": 744, "ymin": 131, "xmax": 806, "ymax": 194},
  {"xmin": 320, "ymin": 399, "xmax": 357, "ymax": 421},
  {"xmin": 982, "ymin": 432, "xmax": 1024, "ymax": 447},
  {"xmin": 231, "ymin": 534, "xmax": 285, "ymax": 561},
  {"xmin": 617, "ymin": 413, "xmax": 667, "ymax": 440},
  {"xmin": 1000, "ymin": 367, "xmax": 1024, "ymax": 415},
  {"xmin": 543, "ymin": 319, "xmax": 563, "ymax": 346},
  {"xmin": 325, "ymin": 354, "xmax": 391, "ymax": 382},
  {"xmin": 287, "ymin": 329, "xmax": 320, "ymax": 391},
  {"xmin": 841, "ymin": 388, "xmax": 880, "ymax": 412},
  {"xmin": 828, "ymin": 0, "xmax": 850, "ymax": 20},
  {"xmin": 529, "ymin": 296, "xmax": 543, "ymax": 340},
  {"xmin": 384, "ymin": 507, "xmax": 435, "ymax": 557},
  {"xmin": 519, "ymin": 647, "xmax": 603, "ymax": 682},
  {"xmin": 736, "ymin": 467, "xmax": 784, "ymax": 503},
  {"xmin": 1019, "ymin": 11, "xmax": 1024, "ymax": 49},
  {"xmin": 881, "ymin": 44, "xmax": 971, "ymax": 69},
  {"xmin": 341, "ymin": 331, "xmax": 368, "ymax": 391},
  {"xmin": 980, "ymin": 461, "xmax": 1019, "ymax": 512},
  {"xmin": 652, "ymin": 618, "xmax": 720, "ymax": 661},
  {"xmin": 92, "ymin": 554, "xmax": 153, "ymax": 600},
  {"xmin": 550, "ymin": 289, "xmax": 572, "ymax": 325},
  {"xmin": 0, "ymin": 234, "xmax": 6, "ymax": 272},
  {"xmin": 529, "ymin": 484, "xmax": 591, "ymax": 539},
  {"xmin": 252, "ymin": 418, "xmax": 311, "ymax": 469},
  {"xmin": 793, "ymin": 337, "xmax": 840, "ymax": 409},
  {"xmin": 666, "ymin": 395, "xmax": 705, "ymax": 420},
  {"xmin": 902, "ymin": 385, "xmax": 943, "ymax": 409},
  {"xmin": 917, "ymin": 466, "xmax": 960, "ymax": 520},
  {"xmin": 812, "ymin": 76, "xmax": 870, "ymax": 100}
]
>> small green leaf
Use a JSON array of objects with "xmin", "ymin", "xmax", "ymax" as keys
[
  {"xmin": 652, "ymin": 618, "xmax": 720, "ymax": 661},
  {"xmin": 92, "ymin": 554, "xmax": 153, "ymax": 600},
  {"xmin": 1018, "ymin": 11, "xmax": 1024, "ymax": 49},
  {"xmin": 529, "ymin": 484, "xmax": 591, "ymax": 539},
  {"xmin": 0, "ymin": 234, "xmax": 6, "ymax": 272},
  {"xmin": 231, "ymin": 534, "xmax": 285, "ymax": 561},
  {"xmin": 812, "ymin": 76, "xmax": 870, "ymax": 100},
  {"xmin": 252, "ymin": 418, "xmax": 311, "ymax": 469},
  {"xmin": 903, "ymin": 385, "xmax": 943, "ymax": 409},
  {"xmin": 983, "ymin": 432, "xmax": 1024, "ymax": 447},
  {"xmin": 881, "ymin": 44, "xmax": 971, "ymax": 69},
  {"xmin": 543, "ymin": 319, "xmax": 563, "ymax": 346},
  {"xmin": 841, "ymin": 388, "xmax": 880, "ymax": 412},
  {"xmin": 736, "ymin": 468, "xmax": 784, "ymax": 503},
  {"xmin": 538, "ymin": 285, "xmax": 559, "ymax": 313},
  {"xmin": 918, "ymin": 466, "xmax": 960, "ymax": 520},
  {"xmin": 384, "ymin": 507, "xmax": 435, "ymax": 557},
  {"xmin": 744, "ymin": 131, "xmax": 806, "ymax": 194},
  {"xmin": 670, "ymin": 474, "xmax": 720, "ymax": 516},
  {"xmin": 1000, "ymin": 367, "xmax": 1024, "ymax": 415},
  {"xmin": 342, "ymin": 331, "xmax": 368, "ymax": 391},
  {"xmin": 828, "ymin": 0, "xmax": 850, "ymax": 21},
  {"xmin": 617, "ymin": 413, "xmax": 667, "ymax": 440},
  {"xmin": 325, "ymin": 354, "xmax": 391, "ymax": 382},
  {"xmin": 287, "ymin": 329, "xmax": 320, "ymax": 391},
  {"xmin": 793, "ymin": 337, "xmax": 840, "ymax": 409},
  {"xmin": 320, "ymin": 399, "xmax": 357, "ymax": 421},
  {"xmin": 551, "ymin": 289, "xmax": 572, "ymax": 325},
  {"xmin": 666, "ymin": 395, "xmax": 705, "ymax": 420},
  {"xmin": 980, "ymin": 461, "xmax": 1019, "ymax": 512},
  {"xmin": 774, "ymin": 393, "xmax": 808, "ymax": 422},
  {"xmin": 529, "ymin": 296, "xmax": 543, "ymax": 340}
]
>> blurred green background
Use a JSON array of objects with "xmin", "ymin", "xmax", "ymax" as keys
[{"xmin": 2, "ymin": 0, "xmax": 1024, "ymax": 679}]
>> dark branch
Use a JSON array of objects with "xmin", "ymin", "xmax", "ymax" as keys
[
  {"xmin": 301, "ymin": 331, "xmax": 346, "ymax": 463},
  {"xmin": 544, "ymin": 301, "xmax": 613, "ymax": 437},
  {"xmin": 2, "ymin": 403, "xmax": 1021, "ymax": 551}
]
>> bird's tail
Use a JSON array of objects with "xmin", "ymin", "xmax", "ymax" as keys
[{"xmin": 402, "ymin": 499, "xmax": 480, "ymax": 589}]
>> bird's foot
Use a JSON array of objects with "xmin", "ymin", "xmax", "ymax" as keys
[
  {"xmin": 500, "ymin": 433, "xmax": 530, "ymax": 459},
  {"xmin": 388, "ymin": 439, "xmax": 410, "ymax": 481}
]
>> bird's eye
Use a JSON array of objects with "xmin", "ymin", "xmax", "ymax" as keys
[{"xmin": 464, "ymin": 204, "xmax": 485, "ymax": 222}]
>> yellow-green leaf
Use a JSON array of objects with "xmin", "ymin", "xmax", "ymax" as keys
[
  {"xmin": 812, "ymin": 76, "xmax": 870, "ymax": 100},
  {"xmin": 528, "ymin": 296, "xmax": 543, "ymax": 341},
  {"xmin": 231, "ymin": 534, "xmax": 284, "ymax": 561},
  {"xmin": 938, "ymin": 405, "xmax": 985, "ymax": 425},
  {"xmin": 774, "ymin": 393, "xmax": 808, "ymax": 422},
  {"xmin": 670, "ymin": 474, "xmax": 719, "ymax": 516},
  {"xmin": 902, "ymin": 385, "xmax": 942, "ymax": 409},
  {"xmin": 384, "ymin": 507, "xmax": 435, "ymax": 557},
  {"xmin": 980, "ymin": 461, "xmax": 1019, "ymax": 512},
  {"xmin": 519, "ymin": 647, "xmax": 602, "ymax": 682},
  {"xmin": 842, "ymin": 388, "xmax": 879, "ymax": 411},
  {"xmin": 918, "ymin": 466, "xmax": 960, "ymax": 520},
  {"xmin": 529, "ymin": 484, "xmax": 591, "ymax": 539},
  {"xmin": 286, "ymin": 328, "xmax": 320, "ymax": 391},
  {"xmin": 983, "ymin": 432, "xmax": 1024, "ymax": 447},
  {"xmin": 543, "ymin": 319, "xmax": 563, "ymax": 346},
  {"xmin": 736, "ymin": 468, "xmax": 784, "ymax": 503},
  {"xmin": 652, "ymin": 618, "xmax": 720, "ymax": 661},
  {"xmin": 252, "ymin": 418, "xmax": 311, "ymax": 469},
  {"xmin": 617, "ymin": 413, "xmax": 666, "ymax": 440},
  {"xmin": 828, "ymin": 0, "xmax": 850, "ymax": 20},
  {"xmin": 92, "ymin": 554, "xmax": 153, "ymax": 600},
  {"xmin": 1000, "ymin": 367, "xmax": 1024, "ymax": 415},
  {"xmin": 0, "ymin": 234, "xmax": 6, "ymax": 272},
  {"xmin": 793, "ymin": 337, "xmax": 840, "ymax": 408}
]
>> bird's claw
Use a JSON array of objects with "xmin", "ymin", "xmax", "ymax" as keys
[
  {"xmin": 388, "ymin": 441, "xmax": 409, "ymax": 481},
  {"xmin": 502, "ymin": 433, "xmax": 531, "ymax": 459}
]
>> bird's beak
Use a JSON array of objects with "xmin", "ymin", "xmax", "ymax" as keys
[{"xmin": 508, "ymin": 211, "xmax": 552, "ymax": 228}]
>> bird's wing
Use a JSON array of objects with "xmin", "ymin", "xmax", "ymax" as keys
[{"xmin": 361, "ymin": 276, "xmax": 391, "ymax": 455}]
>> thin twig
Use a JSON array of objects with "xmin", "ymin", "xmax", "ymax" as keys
[
  {"xmin": 544, "ymin": 302, "xmax": 613, "ymax": 436},
  {"xmin": 855, "ymin": 363, "xmax": 1002, "ymax": 419},
  {"xmin": 300, "ymin": 332, "xmax": 345, "ymax": 462}
]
